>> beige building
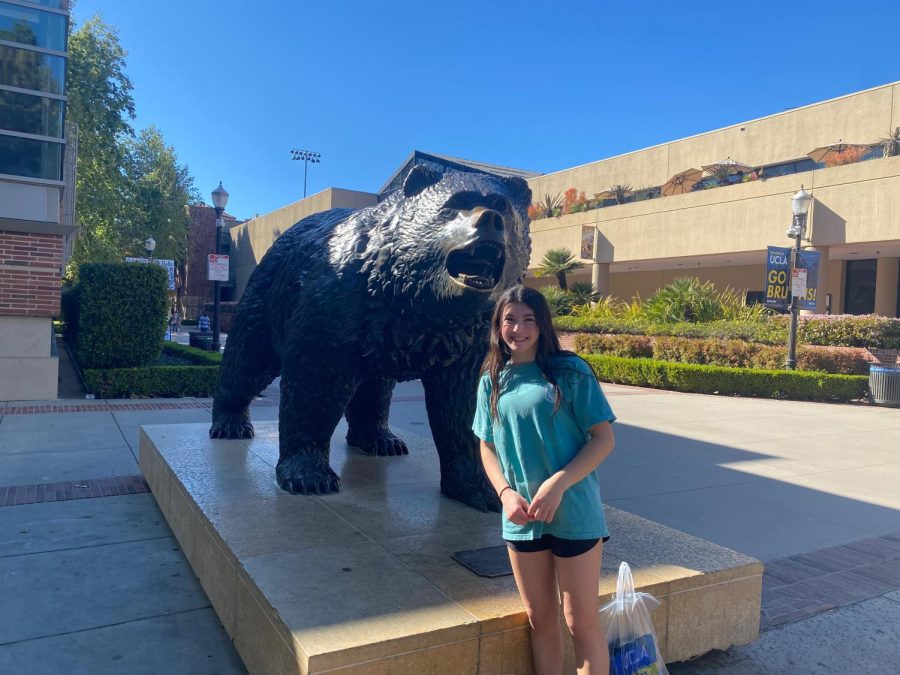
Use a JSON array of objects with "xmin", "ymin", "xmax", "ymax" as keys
[
  {"xmin": 229, "ymin": 188, "xmax": 378, "ymax": 299},
  {"xmin": 230, "ymin": 82, "xmax": 900, "ymax": 318},
  {"xmin": 527, "ymin": 81, "xmax": 900, "ymax": 317}
]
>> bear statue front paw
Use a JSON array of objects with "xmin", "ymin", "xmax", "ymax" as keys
[
  {"xmin": 441, "ymin": 475, "xmax": 502, "ymax": 513},
  {"xmin": 346, "ymin": 427, "xmax": 409, "ymax": 457},
  {"xmin": 276, "ymin": 455, "xmax": 340, "ymax": 495},
  {"xmin": 209, "ymin": 414, "xmax": 254, "ymax": 439}
]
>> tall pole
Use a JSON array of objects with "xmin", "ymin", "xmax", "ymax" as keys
[
  {"xmin": 785, "ymin": 221, "xmax": 803, "ymax": 370},
  {"xmin": 290, "ymin": 149, "xmax": 320, "ymax": 199},
  {"xmin": 212, "ymin": 206, "xmax": 223, "ymax": 352}
]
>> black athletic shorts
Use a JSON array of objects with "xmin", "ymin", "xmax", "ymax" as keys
[{"xmin": 504, "ymin": 533, "xmax": 609, "ymax": 558}]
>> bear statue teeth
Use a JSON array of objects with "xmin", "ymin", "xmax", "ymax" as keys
[{"xmin": 457, "ymin": 273, "xmax": 493, "ymax": 289}]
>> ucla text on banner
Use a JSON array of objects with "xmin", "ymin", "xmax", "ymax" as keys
[
  {"xmin": 764, "ymin": 246, "xmax": 791, "ymax": 309},
  {"xmin": 796, "ymin": 250, "xmax": 820, "ymax": 311}
]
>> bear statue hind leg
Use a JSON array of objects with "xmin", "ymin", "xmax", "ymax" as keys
[
  {"xmin": 209, "ymin": 409, "xmax": 254, "ymax": 439},
  {"xmin": 345, "ymin": 377, "xmax": 409, "ymax": 457},
  {"xmin": 276, "ymin": 454, "xmax": 340, "ymax": 495},
  {"xmin": 441, "ymin": 473, "xmax": 502, "ymax": 513}
]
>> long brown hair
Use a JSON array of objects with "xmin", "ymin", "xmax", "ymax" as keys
[{"xmin": 481, "ymin": 285, "xmax": 570, "ymax": 420}]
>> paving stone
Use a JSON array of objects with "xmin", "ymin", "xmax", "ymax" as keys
[{"xmin": 0, "ymin": 608, "xmax": 246, "ymax": 675}]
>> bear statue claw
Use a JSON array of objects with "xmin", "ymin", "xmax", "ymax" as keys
[
  {"xmin": 346, "ymin": 428, "xmax": 409, "ymax": 457},
  {"xmin": 276, "ymin": 456, "xmax": 340, "ymax": 495},
  {"xmin": 209, "ymin": 414, "xmax": 254, "ymax": 439}
]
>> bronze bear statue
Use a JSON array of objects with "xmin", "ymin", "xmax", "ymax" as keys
[{"xmin": 210, "ymin": 165, "xmax": 531, "ymax": 511}]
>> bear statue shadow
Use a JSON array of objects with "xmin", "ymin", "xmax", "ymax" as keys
[{"xmin": 209, "ymin": 165, "xmax": 531, "ymax": 512}]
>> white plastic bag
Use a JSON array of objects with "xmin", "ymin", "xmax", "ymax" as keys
[{"xmin": 599, "ymin": 561, "xmax": 669, "ymax": 675}]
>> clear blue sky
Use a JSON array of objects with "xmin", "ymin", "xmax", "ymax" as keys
[{"xmin": 71, "ymin": 0, "xmax": 900, "ymax": 221}]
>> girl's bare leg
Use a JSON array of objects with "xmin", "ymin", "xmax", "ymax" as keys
[
  {"xmin": 508, "ymin": 548, "xmax": 563, "ymax": 675},
  {"xmin": 556, "ymin": 541, "xmax": 609, "ymax": 675}
]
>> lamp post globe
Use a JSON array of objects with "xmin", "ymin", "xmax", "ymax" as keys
[
  {"xmin": 144, "ymin": 236, "xmax": 156, "ymax": 261},
  {"xmin": 210, "ymin": 182, "xmax": 229, "ymax": 352}
]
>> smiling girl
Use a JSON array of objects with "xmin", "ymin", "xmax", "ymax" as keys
[{"xmin": 473, "ymin": 285, "xmax": 616, "ymax": 675}]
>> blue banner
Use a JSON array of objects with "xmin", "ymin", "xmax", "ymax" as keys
[
  {"xmin": 764, "ymin": 246, "xmax": 791, "ymax": 309},
  {"xmin": 796, "ymin": 250, "xmax": 821, "ymax": 311}
]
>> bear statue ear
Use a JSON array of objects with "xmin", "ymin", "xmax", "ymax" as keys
[
  {"xmin": 505, "ymin": 176, "xmax": 532, "ymax": 214},
  {"xmin": 403, "ymin": 164, "xmax": 443, "ymax": 198}
]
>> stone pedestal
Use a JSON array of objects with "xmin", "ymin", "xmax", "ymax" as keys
[{"xmin": 140, "ymin": 422, "xmax": 762, "ymax": 674}]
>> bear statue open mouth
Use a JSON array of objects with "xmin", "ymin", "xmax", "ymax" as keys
[{"xmin": 446, "ymin": 240, "xmax": 505, "ymax": 291}]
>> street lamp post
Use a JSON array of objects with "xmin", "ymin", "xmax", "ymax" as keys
[
  {"xmin": 290, "ymin": 149, "xmax": 321, "ymax": 198},
  {"xmin": 211, "ymin": 182, "xmax": 229, "ymax": 352},
  {"xmin": 144, "ymin": 236, "xmax": 156, "ymax": 262},
  {"xmin": 785, "ymin": 187, "xmax": 813, "ymax": 370}
]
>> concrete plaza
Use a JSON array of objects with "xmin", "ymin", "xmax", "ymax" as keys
[{"xmin": 1, "ymin": 378, "xmax": 899, "ymax": 673}]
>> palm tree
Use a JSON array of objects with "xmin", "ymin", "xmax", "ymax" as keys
[
  {"xmin": 879, "ymin": 128, "xmax": 900, "ymax": 158},
  {"xmin": 609, "ymin": 184, "xmax": 633, "ymax": 205},
  {"xmin": 535, "ymin": 247, "xmax": 584, "ymax": 291}
]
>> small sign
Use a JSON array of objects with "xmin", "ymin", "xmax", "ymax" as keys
[
  {"xmin": 791, "ymin": 268, "xmax": 807, "ymax": 299},
  {"xmin": 208, "ymin": 254, "xmax": 229, "ymax": 282},
  {"xmin": 125, "ymin": 257, "xmax": 176, "ymax": 290}
]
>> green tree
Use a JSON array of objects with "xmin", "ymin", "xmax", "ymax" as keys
[
  {"xmin": 535, "ymin": 247, "xmax": 584, "ymax": 291},
  {"xmin": 124, "ymin": 126, "xmax": 199, "ymax": 264},
  {"xmin": 66, "ymin": 15, "xmax": 136, "ymax": 272}
]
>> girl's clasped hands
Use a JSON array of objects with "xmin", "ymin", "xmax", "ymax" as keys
[{"xmin": 501, "ymin": 475, "xmax": 566, "ymax": 525}]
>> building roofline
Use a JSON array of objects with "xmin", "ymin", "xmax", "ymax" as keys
[{"xmin": 532, "ymin": 80, "xmax": 900, "ymax": 182}]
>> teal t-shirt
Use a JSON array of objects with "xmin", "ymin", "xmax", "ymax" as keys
[{"xmin": 472, "ymin": 355, "xmax": 616, "ymax": 541}]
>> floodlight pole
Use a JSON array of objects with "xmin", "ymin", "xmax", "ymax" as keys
[{"xmin": 290, "ymin": 149, "xmax": 321, "ymax": 198}]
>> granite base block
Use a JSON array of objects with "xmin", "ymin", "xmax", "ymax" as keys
[{"xmin": 139, "ymin": 422, "xmax": 762, "ymax": 674}]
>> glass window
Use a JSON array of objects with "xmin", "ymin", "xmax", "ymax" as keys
[
  {"xmin": 0, "ymin": 1, "xmax": 67, "ymax": 51},
  {"xmin": 0, "ymin": 88, "xmax": 63, "ymax": 136},
  {"xmin": 23, "ymin": 1, "xmax": 68, "ymax": 9},
  {"xmin": 0, "ymin": 43, "xmax": 64, "ymax": 93},
  {"xmin": 0, "ymin": 132, "xmax": 62, "ymax": 179},
  {"xmin": 844, "ymin": 259, "xmax": 877, "ymax": 315}
]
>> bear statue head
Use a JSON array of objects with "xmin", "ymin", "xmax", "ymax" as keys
[{"xmin": 387, "ymin": 165, "xmax": 532, "ymax": 309}]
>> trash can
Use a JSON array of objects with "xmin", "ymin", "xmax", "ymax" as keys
[
  {"xmin": 189, "ymin": 330, "xmax": 214, "ymax": 351},
  {"xmin": 869, "ymin": 364, "xmax": 900, "ymax": 407}
]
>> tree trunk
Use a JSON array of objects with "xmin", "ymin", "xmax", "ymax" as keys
[{"xmin": 557, "ymin": 272, "xmax": 568, "ymax": 291}]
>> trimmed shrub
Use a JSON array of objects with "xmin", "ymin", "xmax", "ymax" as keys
[
  {"xmin": 83, "ymin": 344, "xmax": 219, "ymax": 398},
  {"xmin": 574, "ymin": 334, "xmax": 653, "ymax": 358},
  {"xmin": 575, "ymin": 333, "xmax": 868, "ymax": 374},
  {"xmin": 581, "ymin": 354, "xmax": 868, "ymax": 402},
  {"xmin": 75, "ymin": 263, "xmax": 169, "ymax": 369},
  {"xmin": 557, "ymin": 314, "xmax": 900, "ymax": 349}
]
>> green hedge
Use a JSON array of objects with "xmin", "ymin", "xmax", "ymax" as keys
[
  {"xmin": 581, "ymin": 354, "xmax": 868, "ymax": 402},
  {"xmin": 575, "ymin": 333, "xmax": 869, "ymax": 374},
  {"xmin": 74, "ymin": 263, "xmax": 169, "ymax": 369},
  {"xmin": 83, "ymin": 344, "xmax": 219, "ymax": 398},
  {"xmin": 557, "ymin": 314, "xmax": 900, "ymax": 349}
]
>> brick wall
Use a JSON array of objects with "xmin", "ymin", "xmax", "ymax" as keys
[{"xmin": 0, "ymin": 230, "xmax": 63, "ymax": 317}]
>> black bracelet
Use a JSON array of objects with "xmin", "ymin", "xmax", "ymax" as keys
[{"xmin": 498, "ymin": 486, "xmax": 512, "ymax": 498}]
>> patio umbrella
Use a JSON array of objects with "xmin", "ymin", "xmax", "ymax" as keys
[
  {"xmin": 701, "ymin": 158, "xmax": 754, "ymax": 176},
  {"xmin": 660, "ymin": 168, "xmax": 703, "ymax": 196},
  {"xmin": 807, "ymin": 141, "xmax": 870, "ymax": 164}
]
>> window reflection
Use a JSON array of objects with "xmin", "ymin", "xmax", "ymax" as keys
[
  {"xmin": 0, "ymin": 133, "xmax": 62, "ymax": 179},
  {"xmin": 0, "ymin": 89, "xmax": 63, "ymax": 136},
  {"xmin": 0, "ymin": 1, "xmax": 67, "ymax": 51},
  {"xmin": 0, "ymin": 44, "xmax": 64, "ymax": 93}
]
